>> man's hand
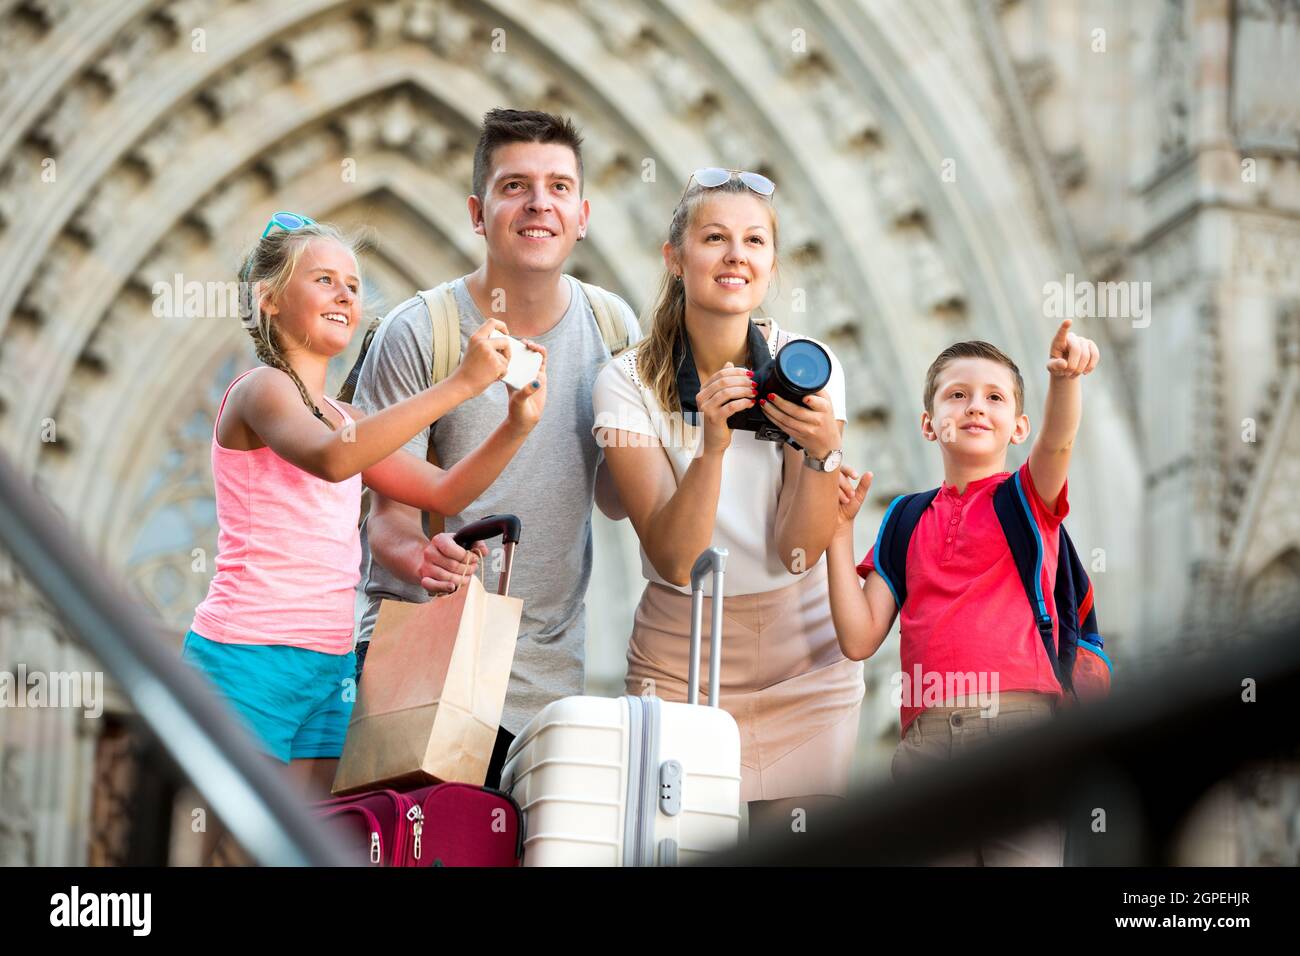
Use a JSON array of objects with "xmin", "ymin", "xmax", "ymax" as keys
[
  {"xmin": 417, "ymin": 532, "xmax": 489, "ymax": 595},
  {"xmin": 1046, "ymin": 319, "xmax": 1100, "ymax": 379}
]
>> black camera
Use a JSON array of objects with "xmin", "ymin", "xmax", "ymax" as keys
[{"xmin": 727, "ymin": 339, "xmax": 832, "ymax": 445}]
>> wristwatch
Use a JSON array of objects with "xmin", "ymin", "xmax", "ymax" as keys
[{"xmin": 802, "ymin": 448, "xmax": 843, "ymax": 473}]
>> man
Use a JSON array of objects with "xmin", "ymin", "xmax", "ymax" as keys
[{"xmin": 352, "ymin": 108, "xmax": 640, "ymax": 787}]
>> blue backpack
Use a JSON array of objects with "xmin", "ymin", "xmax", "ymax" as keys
[{"xmin": 871, "ymin": 470, "xmax": 1113, "ymax": 702}]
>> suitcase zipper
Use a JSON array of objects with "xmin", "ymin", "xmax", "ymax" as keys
[
  {"xmin": 317, "ymin": 806, "xmax": 385, "ymax": 865},
  {"xmin": 408, "ymin": 805, "xmax": 425, "ymax": 862},
  {"xmin": 627, "ymin": 696, "xmax": 659, "ymax": 867}
]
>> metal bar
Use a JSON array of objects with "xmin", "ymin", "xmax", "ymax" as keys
[
  {"xmin": 0, "ymin": 451, "xmax": 353, "ymax": 867},
  {"xmin": 705, "ymin": 618, "xmax": 1300, "ymax": 866}
]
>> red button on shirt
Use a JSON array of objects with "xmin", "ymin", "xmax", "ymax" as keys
[{"xmin": 858, "ymin": 462, "xmax": 1069, "ymax": 737}]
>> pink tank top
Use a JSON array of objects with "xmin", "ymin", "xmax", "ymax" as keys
[{"xmin": 190, "ymin": 369, "xmax": 362, "ymax": 655}]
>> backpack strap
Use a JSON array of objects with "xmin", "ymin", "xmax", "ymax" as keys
[
  {"xmin": 337, "ymin": 318, "xmax": 382, "ymax": 403},
  {"xmin": 1051, "ymin": 526, "xmax": 1089, "ymax": 697},
  {"xmin": 415, "ymin": 282, "xmax": 462, "ymax": 537},
  {"xmin": 872, "ymin": 489, "xmax": 939, "ymax": 608},
  {"xmin": 418, "ymin": 282, "xmax": 462, "ymax": 385},
  {"xmin": 577, "ymin": 279, "xmax": 632, "ymax": 356},
  {"xmin": 992, "ymin": 472, "xmax": 1066, "ymax": 689}
]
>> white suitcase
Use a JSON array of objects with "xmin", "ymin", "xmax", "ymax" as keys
[{"xmin": 500, "ymin": 548, "xmax": 742, "ymax": 866}]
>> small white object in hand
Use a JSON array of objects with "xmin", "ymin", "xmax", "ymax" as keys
[{"xmin": 489, "ymin": 330, "xmax": 544, "ymax": 390}]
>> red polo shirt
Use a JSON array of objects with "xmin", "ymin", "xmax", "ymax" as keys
[{"xmin": 857, "ymin": 462, "xmax": 1068, "ymax": 737}]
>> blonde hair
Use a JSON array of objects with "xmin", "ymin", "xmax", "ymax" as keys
[
  {"xmin": 237, "ymin": 222, "xmax": 361, "ymax": 429},
  {"xmin": 636, "ymin": 178, "xmax": 779, "ymax": 414}
]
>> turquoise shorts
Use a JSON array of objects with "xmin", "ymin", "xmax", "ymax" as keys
[{"xmin": 181, "ymin": 630, "xmax": 356, "ymax": 763}]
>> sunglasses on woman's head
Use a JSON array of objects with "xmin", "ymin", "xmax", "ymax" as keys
[
  {"xmin": 261, "ymin": 211, "xmax": 316, "ymax": 238},
  {"xmin": 684, "ymin": 168, "xmax": 776, "ymax": 199}
]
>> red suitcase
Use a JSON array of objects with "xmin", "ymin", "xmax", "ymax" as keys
[{"xmin": 314, "ymin": 783, "xmax": 523, "ymax": 866}]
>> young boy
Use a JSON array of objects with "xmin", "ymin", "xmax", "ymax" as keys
[{"xmin": 827, "ymin": 319, "xmax": 1100, "ymax": 865}]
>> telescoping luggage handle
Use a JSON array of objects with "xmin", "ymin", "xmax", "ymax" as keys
[
  {"xmin": 688, "ymin": 547, "xmax": 728, "ymax": 707},
  {"xmin": 452, "ymin": 514, "xmax": 521, "ymax": 597}
]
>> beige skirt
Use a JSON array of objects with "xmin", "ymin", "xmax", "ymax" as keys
[{"xmin": 624, "ymin": 562, "xmax": 864, "ymax": 803}]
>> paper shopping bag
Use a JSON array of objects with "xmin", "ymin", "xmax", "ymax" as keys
[{"xmin": 332, "ymin": 574, "xmax": 521, "ymax": 795}]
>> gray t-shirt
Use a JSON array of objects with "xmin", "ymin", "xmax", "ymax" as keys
[{"xmin": 352, "ymin": 274, "xmax": 640, "ymax": 735}]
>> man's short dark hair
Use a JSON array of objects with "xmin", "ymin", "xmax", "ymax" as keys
[
  {"xmin": 472, "ymin": 108, "xmax": 585, "ymax": 200},
  {"xmin": 924, "ymin": 341, "xmax": 1025, "ymax": 415}
]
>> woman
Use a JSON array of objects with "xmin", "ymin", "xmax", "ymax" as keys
[{"xmin": 592, "ymin": 170, "xmax": 863, "ymax": 839}]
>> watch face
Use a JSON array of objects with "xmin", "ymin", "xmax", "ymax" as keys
[{"xmin": 825, "ymin": 449, "xmax": 843, "ymax": 471}]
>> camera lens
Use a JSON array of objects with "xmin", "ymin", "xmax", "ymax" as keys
[{"xmin": 774, "ymin": 340, "xmax": 831, "ymax": 395}]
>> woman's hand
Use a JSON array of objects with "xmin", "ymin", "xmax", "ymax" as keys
[
  {"xmin": 835, "ymin": 468, "xmax": 872, "ymax": 538},
  {"xmin": 698, "ymin": 361, "xmax": 757, "ymax": 455},
  {"xmin": 759, "ymin": 389, "xmax": 840, "ymax": 460},
  {"xmin": 505, "ymin": 340, "xmax": 547, "ymax": 434},
  {"xmin": 451, "ymin": 319, "xmax": 511, "ymax": 397}
]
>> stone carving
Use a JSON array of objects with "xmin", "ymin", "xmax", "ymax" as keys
[
  {"xmin": 483, "ymin": 49, "xmax": 555, "ymax": 104},
  {"xmin": 579, "ymin": 0, "xmax": 649, "ymax": 53},
  {"xmin": 20, "ymin": 0, "xmax": 75, "ymax": 30},
  {"xmin": 1013, "ymin": 55, "xmax": 1055, "ymax": 103},
  {"xmin": 869, "ymin": 153, "xmax": 923, "ymax": 227},
  {"xmin": 910, "ymin": 234, "xmax": 964, "ymax": 314},
  {"xmin": 1154, "ymin": 0, "xmax": 1190, "ymax": 163},
  {"xmin": 754, "ymin": 0, "xmax": 811, "ymax": 76},
  {"xmin": 128, "ymin": 104, "xmax": 216, "ymax": 179},
  {"xmin": 31, "ymin": 80, "xmax": 98, "ymax": 155},
  {"xmin": 1049, "ymin": 146, "xmax": 1087, "ymax": 192},
  {"xmin": 259, "ymin": 131, "xmax": 339, "ymax": 188},
  {"xmin": 188, "ymin": 172, "xmax": 263, "ymax": 239},
  {"xmin": 0, "ymin": 748, "xmax": 36, "ymax": 867},
  {"xmin": 810, "ymin": 72, "xmax": 879, "ymax": 149},
  {"xmin": 15, "ymin": 237, "xmax": 77, "ymax": 325},
  {"xmin": 200, "ymin": 61, "xmax": 277, "ymax": 121},
  {"xmin": 1227, "ymin": 0, "xmax": 1300, "ymax": 149},
  {"xmin": 155, "ymin": 0, "xmax": 214, "ymax": 37},
  {"xmin": 426, "ymin": 2, "xmax": 476, "ymax": 58},
  {"xmin": 277, "ymin": 18, "xmax": 369, "ymax": 77},
  {"xmin": 1233, "ymin": 219, "xmax": 1300, "ymax": 289},
  {"xmin": 358, "ymin": 0, "xmax": 406, "ymax": 47},
  {"xmin": 69, "ymin": 171, "xmax": 141, "ymax": 248},
  {"xmin": 647, "ymin": 47, "xmax": 713, "ymax": 115}
]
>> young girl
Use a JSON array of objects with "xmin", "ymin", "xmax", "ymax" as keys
[{"xmin": 183, "ymin": 214, "xmax": 547, "ymax": 799}]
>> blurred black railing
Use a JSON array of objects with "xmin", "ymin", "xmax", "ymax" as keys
[
  {"xmin": 0, "ymin": 451, "xmax": 352, "ymax": 866},
  {"xmin": 710, "ymin": 614, "xmax": 1298, "ymax": 866}
]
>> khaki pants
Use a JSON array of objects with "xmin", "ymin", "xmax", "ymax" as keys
[{"xmin": 890, "ymin": 692, "xmax": 1064, "ymax": 866}]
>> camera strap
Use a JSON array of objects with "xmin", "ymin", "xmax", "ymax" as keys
[{"xmin": 673, "ymin": 318, "xmax": 772, "ymax": 424}]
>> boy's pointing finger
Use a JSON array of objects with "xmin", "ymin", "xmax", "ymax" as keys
[{"xmin": 1050, "ymin": 318, "xmax": 1072, "ymax": 353}]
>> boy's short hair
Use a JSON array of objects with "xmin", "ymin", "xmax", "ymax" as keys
[
  {"xmin": 924, "ymin": 341, "xmax": 1025, "ymax": 415},
  {"xmin": 471, "ymin": 108, "xmax": 585, "ymax": 200}
]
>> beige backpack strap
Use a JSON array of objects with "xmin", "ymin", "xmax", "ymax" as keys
[
  {"xmin": 418, "ymin": 282, "xmax": 462, "ymax": 385},
  {"xmin": 415, "ymin": 282, "xmax": 462, "ymax": 538},
  {"xmin": 577, "ymin": 279, "xmax": 631, "ymax": 356}
]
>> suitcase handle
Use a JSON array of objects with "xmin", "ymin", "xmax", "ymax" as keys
[
  {"xmin": 453, "ymin": 514, "xmax": 521, "ymax": 597},
  {"xmin": 453, "ymin": 514, "xmax": 521, "ymax": 547},
  {"xmin": 688, "ymin": 547, "xmax": 727, "ymax": 707}
]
